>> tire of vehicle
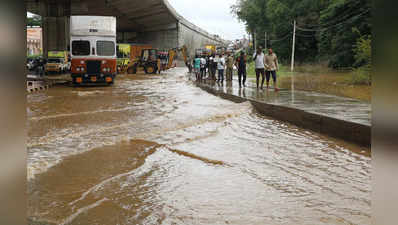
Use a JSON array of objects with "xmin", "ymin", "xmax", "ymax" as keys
[
  {"xmin": 144, "ymin": 64, "xmax": 157, "ymax": 74},
  {"xmin": 127, "ymin": 65, "xmax": 137, "ymax": 74}
]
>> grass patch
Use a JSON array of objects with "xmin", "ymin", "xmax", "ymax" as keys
[{"xmin": 345, "ymin": 66, "xmax": 371, "ymax": 85}]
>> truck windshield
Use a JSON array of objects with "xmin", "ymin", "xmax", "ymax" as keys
[
  {"xmin": 97, "ymin": 41, "xmax": 115, "ymax": 56},
  {"xmin": 72, "ymin": 41, "xmax": 90, "ymax": 56}
]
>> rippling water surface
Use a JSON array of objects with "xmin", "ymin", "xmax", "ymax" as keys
[{"xmin": 27, "ymin": 68, "xmax": 371, "ymax": 225}]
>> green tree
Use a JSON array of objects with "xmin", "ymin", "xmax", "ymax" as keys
[
  {"xmin": 318, "ymin": 0, "xmax": 371, "ymax": 68},
  {"xmin": 27, "ymin": 15, "xmax": 41, "ymax": 27},
  {"xmin": 231, "ymin": 0, "xmax": 372, "ymax": 69}
]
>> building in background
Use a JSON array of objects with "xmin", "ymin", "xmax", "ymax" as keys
[{"xmin": 27, "ymin": 27, "xmax": 42, "ymax": 55}]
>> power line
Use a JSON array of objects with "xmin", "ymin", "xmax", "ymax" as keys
[
  {"xmin": 298, "ymin": 6, "xmax": 370, "ymax": 28},
  {"xmin": 264, "ymin": 9, "xmax": 370, "ymax": 43},
  {"xmin": 295, "ymin": 33, "xmax": 317, "ymax": 38},
  {"xmin": 269, "ymin": 32, "xmax": 292, "ymax": 42},
  {"xmin": 296, "ymin": 9, "xmax": 370, "ymax": 32}
]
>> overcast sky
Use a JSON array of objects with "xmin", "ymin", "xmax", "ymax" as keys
[{"xmin": 168, "ymin": 0, "xmax": 247, "ymax": 41}]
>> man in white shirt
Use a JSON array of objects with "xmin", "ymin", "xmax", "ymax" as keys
[
  {"xmin": 253, "ymin": 47, "xmax": 266, "ymax": 89},
  {"xmin": 200, "ymin": 56, "xmax": 207, "ymax": 80},
  {"xmin": 217, "ymin": 54, "xmax": 226, "ymax": 83}
]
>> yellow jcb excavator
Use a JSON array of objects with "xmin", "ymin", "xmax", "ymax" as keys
[{"xmin": 123, "ymin": 45, "xmax": 189, "ymax": 74}]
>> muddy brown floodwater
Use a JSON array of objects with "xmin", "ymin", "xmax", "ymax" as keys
[{"xmin": 27, "ymin": 68, "xmax": 371, "ymax": 225}]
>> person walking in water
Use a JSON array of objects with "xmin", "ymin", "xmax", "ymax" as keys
[
  {"xmin": 186, "ymin": 56, "xmax": 192, "ymax": 73},
  {"xmin": 212, "ymin": 54, "xmax": 218, "ymax": 80},
  {"xmin": 264, "ymin": 48, "xmax": 279, "ymax": 91},
  {"xmin": 253, "ymin": 47, "xmax": 266, "ymax": 89},
  {"xmin": 208, "ymin": 54, "xmax": 214, "ymax": 79},
  {"xmin": 194, "ymin": 55, "xmax": 201, "ymax": 81},
  {"xmin": 226, "ymin": 53, "xmax": 234, "ymax": 81},
  {"xmin": 235, "ymin": 51, "xmax": 247, "ymax": 88},
  {"xmin": 217, "ymin": 54, "xmax": 225, "ymax": 83},
  {"xmin": 200, "ymin": 56, "xmax": 207, "ymax": 80}
]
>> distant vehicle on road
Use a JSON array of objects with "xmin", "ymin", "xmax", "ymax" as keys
[
  {"xmin": 45, "ymin": 57, "xmax": 68, "ymax": 74},
  {"xmin": 45, "ymin": 51, "xmax": 69, "ymax": 74},
  {"xmin": 205, "ymin": 45, "xmax": 216, "ymax": 55},
  {"xmin": 195, "ymin": 48, "xmax": 211, "ymax": 57},
  {"xmin": 70, "ymin": 16, "xmax": 117, "ymax": 85}
]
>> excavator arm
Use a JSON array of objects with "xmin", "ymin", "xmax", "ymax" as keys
[
  {"xmin": 167, "ymin": 49, "xmax": 176, "ymax": 69},
  {"xmin": 166, "ymin": 45, "xmax": 189, "ymax": 70}
]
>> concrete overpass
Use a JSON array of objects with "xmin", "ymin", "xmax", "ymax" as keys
[{"xmin": 25, "ymin": 0, "xmax": 229, "ymax": 57}]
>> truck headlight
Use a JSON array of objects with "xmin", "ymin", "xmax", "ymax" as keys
[
  {"xmin": 103, "ymin": 68, "xmax": 107, "ymax": 72},
  {"xmin": 81, "ymin": 67, "xmax": 85, "ymax": 72},
  {"xmin": 76, "ymin": 67, "xmax": 80, "ymax": 72}
]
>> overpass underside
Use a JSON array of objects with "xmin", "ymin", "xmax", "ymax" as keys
[{"xmin": 26, "ymin": 0, "xmax": 226, "ymax": 58}]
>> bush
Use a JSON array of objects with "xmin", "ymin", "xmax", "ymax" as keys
[
  {"xmin": 347, "ymin": 66, "xmax": 371, "ymax": 85},
  {"xmin": 354, "ymin": 35, "xmax": 371, "ymax": 67},
  {"xmin": 347, "ymin": 34, "xmax": 371, "ymax": 85}
]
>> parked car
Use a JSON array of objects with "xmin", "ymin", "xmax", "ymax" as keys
[
  {"xmin": 45, "ymin": 58, "xmax": 68, "ymax": 74},
  {"xmin": 27, "ymin": 59, "xmax": 35, "ymax": 70}
]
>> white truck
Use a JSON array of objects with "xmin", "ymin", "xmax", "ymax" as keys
[{"xmin": 70, "ymin": 16, "xmax": 117, "ymax": 85}]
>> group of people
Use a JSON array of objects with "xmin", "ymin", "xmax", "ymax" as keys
[
  {"xmin": 253, "ymin": 47, "xmax": 279, "ymax": 90},
  {"xmin": 191, "ymin": 47, "xmax": 279, "ymax": 90},
  {"xmin": 192, "ymin": 53, "xmax": 229, "ymax": 83}
]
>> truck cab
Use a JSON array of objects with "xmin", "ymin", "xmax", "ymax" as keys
[{"xmin": 70, "ymin": 16, "xmax": 117, "ymax": 85}]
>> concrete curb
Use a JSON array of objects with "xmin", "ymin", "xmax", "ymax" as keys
[
  {"xmin": 26, "ymin": 80, "xmax": 54, "ymax": 93},
  {"xmin": 197, "ymin": 83, "xmax": 371, "ymax": 148}
]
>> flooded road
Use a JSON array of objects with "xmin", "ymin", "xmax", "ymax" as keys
[{"xmin": 28, "ymin": 68, "xmax": 371, "ymax": 225}]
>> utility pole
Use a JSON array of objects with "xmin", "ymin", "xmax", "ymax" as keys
[
  {"xmin": 264, "ymin": 31, "xmax": 267, "ymax": 50},
  {"xmin": 290, "ymin": 20, "xmax": 296, "ymax": 72}
]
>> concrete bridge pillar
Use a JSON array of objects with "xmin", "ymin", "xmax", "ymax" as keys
[{"xmin": 40, "ymin": 0, "xmax": 69, "ymax": 58}]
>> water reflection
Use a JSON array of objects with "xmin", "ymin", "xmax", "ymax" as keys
[
  {"xmin": 291, "ymin": 72, "xmax": 295, "ymax": 104},
  {"xmin": 238, "ymin": 87, "xmax": 246, "ymax": 98}
]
